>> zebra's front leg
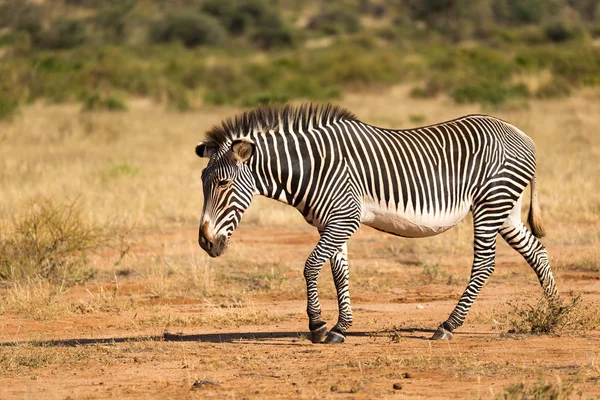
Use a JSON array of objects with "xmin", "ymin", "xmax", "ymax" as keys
[
  {"xmin": 305, "ymin": 258, "xmax": 328, "ymax": 344},
  {"xmin": 323, "ymin": 243, "xmax": 352, "ymax": 344},
  {"xmin": 305, "ymin": 223, "xmax": 357, "ymax": 344}
]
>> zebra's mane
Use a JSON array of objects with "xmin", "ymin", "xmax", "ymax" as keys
[{"xmin": 203, "ymin": 103, "xmax": 357, "ymax": 148}]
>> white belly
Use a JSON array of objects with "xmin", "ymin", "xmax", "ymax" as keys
[{"xmin": 361, "ymin": 199, "xmax": 470, "ymax": 238}]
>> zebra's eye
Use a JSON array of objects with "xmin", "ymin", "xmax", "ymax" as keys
[{"xmin": 217, "ymin": 180, "xmax": 230, "ymax": 188}]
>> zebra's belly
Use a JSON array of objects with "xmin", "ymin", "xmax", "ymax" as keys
[{"xmin": 360, "ymin": 200, "xmax": 471, "ymax": 238}]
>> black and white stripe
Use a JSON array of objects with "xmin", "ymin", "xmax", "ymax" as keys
[{"xmin": 195, "ymin": 104, "xmax": 558, "ymax": 343}]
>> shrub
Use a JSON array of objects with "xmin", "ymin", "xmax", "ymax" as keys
[
  {"xmin": 0, "ymin": 96, "xmax": 19, "ymax": 120},
  {"xmin": 250, "ymin": 11, "xmax": 294, "ymax": 49},
  {"xmin": 452, "ymin": 80, "xmax": 528, "ymax": 107},
  {"xmin": 230, "ymin": 0, "xmax": 274, "ymax": 35},
  {"xmin": 0, "ymin": 0, "xmax": 43, "ymax": 30},
  {"xmin": 506, "ymin": 294, "xmax": 600, "ymax": 335},
  {"xmin": 81, "ymin": 93, "xmax": 128, "ymax": 112},
  {"xmin": 149, "ymin": 11, "xmax": 225, "ymax": 48},
  {"xmin": 544, "ymin": 20, "xmax": 579, "ymax": 42},
  {"xmin": 203, "ymin": 0, "xmax": 275, "ymax": 36},
  {"xmin": 201, "ymin": 0, "xmax": 238, "ymax": 30},
  {"xmin": 37, "ymin": 18, "xmax": 87, "ymax": 49},
  {"xmin": 0, "ymin": 199, "xmax": 129, "ymax": 284},
  {"xmin": 306, "ymin": 9, "xmax": 362, "ymax": 35},
  {"xmin": 535, "ymin": 77, "xmax": 572, "ymax": 99}
]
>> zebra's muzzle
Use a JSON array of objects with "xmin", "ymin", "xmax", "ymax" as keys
[{"xmin": 198, "ymin": 221, "xmax": 228, "ymax": 257}]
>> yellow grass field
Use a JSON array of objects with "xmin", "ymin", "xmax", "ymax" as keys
[{"xmin": 1, "ymin": 87, "xmax": 599, "ymax": 399}]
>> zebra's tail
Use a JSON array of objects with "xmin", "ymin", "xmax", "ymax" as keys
[{"xmin": 528, "ymin": 174, "xmax": 546, "ymax": 238}]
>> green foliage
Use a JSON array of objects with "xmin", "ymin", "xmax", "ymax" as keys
[
  {"xmin": 452, "ymin": 81, "xmax": 529, "ymax": 107},
  {"xmin": 81, "ymin": 92, "xmax": 128, "ymax": 112},
  {"xmin": 493, "ymin": 0, "xmax": 563, "ymax": 25},
  {"xmin": 543, "ymin": 20, "xmax": 581, "ymax": 42},
  {"xmin": 535, "ymin": 77, "xmax": 572, "ymax": 99},
  {"xmin": 37, "ymin": 18, "xmax": 87, "ymax": 50},
  {"xmin": 307, "ymin": 8, "xmax": 362, "ymax": 35},
  {"xmin": 149, "ymin": 11, "xmax": 225, "ymax": 48},
  {"xmin": 0, "ymin": 96, "xmax": 19, "ymax": 120},
  {"xmin": 202, "ymin": 0, "xmax": 293, "ymax": 48},
  {"xmin": 0, "ymin": 0, "xmax": 599, "ymax": 110}
]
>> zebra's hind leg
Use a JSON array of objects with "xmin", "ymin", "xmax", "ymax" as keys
[
  {"xmin": 323, "ymin": 243, "xmax": 352, "ymax": 344},
  {"xmin": 499, "ymin": 204, "xmax": 558, "ymax": 299},
  {"xmin": 431, "ymin": 203, "xmax": 510, "ymax": 340}
]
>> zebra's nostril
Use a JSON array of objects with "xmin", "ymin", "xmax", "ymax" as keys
[{"xmin": 207, "ymin": 240, "xmax": 214, "ymax": 250}]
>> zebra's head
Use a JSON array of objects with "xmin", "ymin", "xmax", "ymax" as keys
[{"xmin": 195, "ymin": 138, "xmax": 256, "ymax": 257}]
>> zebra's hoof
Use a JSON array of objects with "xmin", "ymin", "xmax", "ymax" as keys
[
  {"xmin": 323, "ymin": 330, "xmax": 345, "ymax": 344},
  {"xmin": 430, "ymin": 326, "xmax": 453, "ymax": 340},
  {"xmin": 309, "ymin": 321, "xmax": 328, "ymax": 344}
]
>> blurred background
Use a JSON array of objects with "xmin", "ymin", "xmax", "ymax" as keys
[{"xmin": 1, "ymin": 0, "xmax": 599, "ymax": 115}]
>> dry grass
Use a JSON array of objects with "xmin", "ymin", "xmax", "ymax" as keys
[
  {"xmin": 489, "ymin": 293, "xmax": 600, "ymax": 336},
  {"xmin": 496, "ymin": 377, "xmax": 576, "ymax": 400},
  {"xmin": 0, "ymin": 198, "xmax": 129, "ymax": 284}
]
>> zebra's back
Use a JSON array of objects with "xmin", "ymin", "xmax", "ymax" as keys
[{"xmin": 335, "ymin": 115, "xmax": 536, "ymax": 237}]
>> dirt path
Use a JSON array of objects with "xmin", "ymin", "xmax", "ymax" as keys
[{"xmin": 1, "ymin": 227, "xmax": 599, "ymax": 399}]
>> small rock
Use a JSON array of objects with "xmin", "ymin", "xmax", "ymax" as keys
[
  {"xmin": 401, "ymin": 372, "xmax": 412, "ymax": 379},
  {"xmin": 416, "ymin": 304, "xmax": 424, "ymax": 309},
  {"xmin": 393, "ymin": 383, "xmax": 402, "ymax": 390}
]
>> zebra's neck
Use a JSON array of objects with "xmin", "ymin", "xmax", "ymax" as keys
[{"xmin": 248, "ymin": 130, "xmax": 301, "ymax": 208}]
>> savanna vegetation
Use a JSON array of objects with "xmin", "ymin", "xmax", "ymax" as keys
[
  {"xmin": 1, "ymin": 1, "xmax": 600, "ymax": 398},
  {"xmin": 1, "ymin": 0, "xmax": 600, "ymax": 119}
]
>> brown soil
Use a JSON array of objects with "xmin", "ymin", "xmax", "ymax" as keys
[{"xmin": 1, "ymin": 227, "xmax": 599, "ymax": 399}]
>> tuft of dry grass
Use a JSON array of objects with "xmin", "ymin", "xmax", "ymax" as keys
[
  {"xmin": 0, "ymin": 281, "xmax": 70, "ymax": 321},
  {"xmin": 501, "ymin": 294, "xmax": 600, "ymax": 335},
  {"xmin": 497, "ymin": 377, "xmax": 576, "ymax": 400},
  {"xmin": 0, "ymin": 198, "xmax": 129, "ymax": 284}
]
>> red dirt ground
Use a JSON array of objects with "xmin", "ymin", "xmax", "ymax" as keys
[{"xmin": 1, "ymin": 227, "xmax": 599, "ymax": 399}]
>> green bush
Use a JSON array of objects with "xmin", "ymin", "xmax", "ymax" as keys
[
  {"xmin": 306, "ymin": 9, "xmax": 362, "ymax": 35},
  {"xmin": 0, "ymin": 96, "xmax": 19, "ymax": 120},
  {"xmin": 81, "ymin": 93, "xmax": 127, "ymax": 112},
  {"xmin": 535, "ymin": 77, "xmax": 572, "ymax": 99},
  {"xmin": 0, "ymin": 0, "xmax": 43, "ymax": 30},
  {"xmin": 203, "ymin": 0, "xmax": 276, "ymax": 36},
  {"xmin": 37, "ymin": 18, "xmax": 87, "ymax": 49},
  {"xmin": 452, "ymin": 80, "xmax": 529, "ymax": 106},
  {"xmin": 201, "ymin": 0, "xmax": 238, "ymax": 30},
  {"xmin": 544, "ymin": 20, "xmax": 580, "ymax": 42},
  {"xmin": 250, "ymin": 11, "xmax": 294, "ymax": 49},
  {"xmin": 149, "ymin": 11, "xmax": 225, "ymax": 48}
]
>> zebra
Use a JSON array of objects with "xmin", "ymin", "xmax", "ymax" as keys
[{"xmin": 195, "ymin": 103, "xmax": 558, "ymax": 344}]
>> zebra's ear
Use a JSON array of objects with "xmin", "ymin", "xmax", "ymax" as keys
[
  {"xmin": 195, "ymin": 142, "xmax": 217, "ymax": 158},
  {"xmin": 230, "ymin": 138, "xmax": 255, "ymax": 163}
]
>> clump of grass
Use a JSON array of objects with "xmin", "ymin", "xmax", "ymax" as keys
[
  {"xmin": 0, "ymin": 198, "xmax": 129, "ymax": 284},
  {"xmin": 0, "ymin": 344, "xmax": 60, "ymax": 374},
  {"xmin": 506, "ymin": 294, "xmax": 600, "ymax": 335},
  {"xmin": 422, "ymin": 263, "xmax": 440, "ymax": 282},
  {"xmin": 0, "ymin": 281, "xmax": 69, "ymax": 321},
  {"xmin": 497, "ymin": 376, "xmax": 575, "ymax": 400}
]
